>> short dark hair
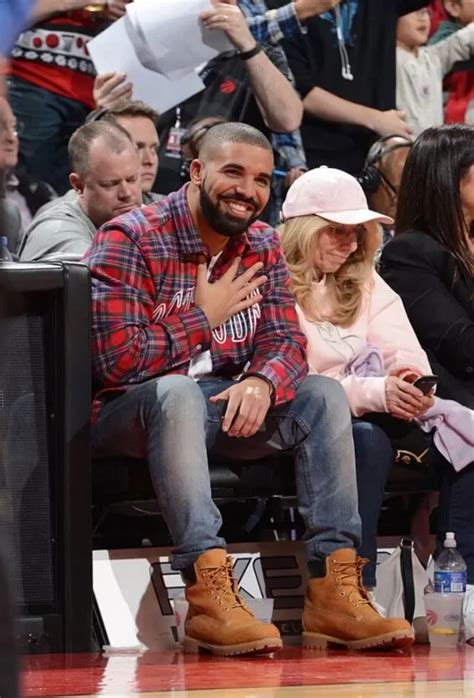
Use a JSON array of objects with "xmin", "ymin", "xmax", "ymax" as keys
[
  {"xmin": 395, "ymin": 124, "xmax": 474, "ymax": 276},
  {"xmin": 198, "ymin": 122, "xmax": 272, "ymax": 160},
  {"xmin": 68, "ymin": 121, "xmax": 135, "ymax": 177}
]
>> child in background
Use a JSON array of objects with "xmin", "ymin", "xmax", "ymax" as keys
[
  {"xmin": 396, "ymin": 7, "xmax": 473, "ymax": 135},
  {"xmin": 429, "ymin": 0, "xmax": 474, "ymax": 125}
]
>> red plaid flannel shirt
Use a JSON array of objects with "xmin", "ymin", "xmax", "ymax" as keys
[{"xmin": 84, "ymin": 185, "xmax": 308, "ymax": 422}]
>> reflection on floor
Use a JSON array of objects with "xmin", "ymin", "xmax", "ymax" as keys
[{"xmin": 22, "ymin": 645, "xmax": 474, "ymax": 698}]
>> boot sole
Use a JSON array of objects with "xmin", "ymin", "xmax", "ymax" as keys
[
  {"xmin": 183, "ymin": 635, "xmax": 283, "ymax": 657},
  {"xmin": 302, "ymin": 629, "xmax": 414, "ymax": 651}
]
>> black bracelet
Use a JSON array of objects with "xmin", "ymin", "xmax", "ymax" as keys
[{"xmin": 239, "ymin": 42, "xmax": 262, "ymax": 61}]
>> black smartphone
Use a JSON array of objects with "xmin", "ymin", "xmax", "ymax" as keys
[{"xmin": 413, "ymin": 375, "xmax": 438, "ymax": 395}]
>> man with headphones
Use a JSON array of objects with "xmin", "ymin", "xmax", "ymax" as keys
[{"xmin": 357, "ymin": 134, "xmax": 413, "ymax": 242}]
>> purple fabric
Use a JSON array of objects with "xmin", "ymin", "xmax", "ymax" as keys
[
  {"xmin": 416, "ymin": 399, "xmax": 474, "ymax": 472},
  {"xmin": 345, "ymin": 344, "xmax": 385, "ymax": 378},
  {"xmin": 347, "ymin": 344, "xmax": 474, "ymax": 471}
]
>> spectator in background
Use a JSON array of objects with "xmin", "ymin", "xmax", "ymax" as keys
[
  {"xmin": 0, "ymin": 95, "xmax": 56, "ymax": 254},
  {"xmin": 380, "ymin": 124, "xmax": 474, "ymax": 585},
  {"xmin": 358, "ymin": 134, "xmax": 413, "ymax": 247},
  {"xmin": 429, "ymin": 0, "xmax": 474, "ymax": 125},
  {"xmin": 396, "ymin": 7, "xmax": 473, "ymax": 136},
  {"xmin": 283, "ymin": 1, "xmax": 429, "ymax": 175},
  {"xmin": 92, "ymin": 99, "xmax": 163, "ymax": 204},
  {"xmin": 0, "ymin": 97, "xmax": 22, "ymax": 252},
  {"xmin": 5, "ymin": 0, "xmax": 127, "ymax": 195},
  {"xmin": 19, "ymin": 120, "xmax": 141, "ymax": 261},
  {"xmin": 239, "ymin": 0, "xmax": 342, "ymax": 189}
]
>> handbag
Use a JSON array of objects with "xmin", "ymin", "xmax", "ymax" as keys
[
  {"xmin": 374, "ymin": 538, "xmax": 429, "ymax": 643},
  {"xmin": 367, "ymin": 412, "xmax": 437, "ymax": 472}
]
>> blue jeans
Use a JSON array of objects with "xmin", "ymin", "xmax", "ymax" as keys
[
  {"xmin": 352, "ymin": 421, "xmax": 393, "ymax": 588},
  {"xmin": 7, "ymin": 77, "xmax": 89, "ymax": 195},
  {"xmin": 437, "ymin": 460, "xmax": 474, "ymax": 584},
  {"xmin": 92, "ymin": 375, "xmax": 361, "ymax": 571}
]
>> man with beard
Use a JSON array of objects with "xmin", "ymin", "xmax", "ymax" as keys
[{"xmin": 85, "ymin": 121, "xmax": 413, "ymax": 656}]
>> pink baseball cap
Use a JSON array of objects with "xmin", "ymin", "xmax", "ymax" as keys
[{"xmin": 281, "ymin": 166, "xmax": 394, "ymax": 226}]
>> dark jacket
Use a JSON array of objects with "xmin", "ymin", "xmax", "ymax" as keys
[
  {"xmin": 283, "ymin": 0, "xmax": 430, "ymax": 174},
  {"xmin": 380, "ymin": 230, "xmax": 474, "ymax": 408}
]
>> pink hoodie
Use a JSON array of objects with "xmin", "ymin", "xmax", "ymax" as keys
[{"xmin": 296, "ymin": 271, "xmax": 432, "ymax": 417}]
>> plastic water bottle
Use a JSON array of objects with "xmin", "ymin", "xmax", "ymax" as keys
[
  {"xmin": 0, "ymin": 236, "xmax": 12, "ymax": 262},
  {"xmin": 434, "ymin": 532, "xmax": 467, "ymax": 593},
  {"xmin": 426, "ymin": 532, "xmax": 467, "ymax": 645}
]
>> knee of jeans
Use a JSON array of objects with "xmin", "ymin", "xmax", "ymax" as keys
[
  {"xmin": 146, "ymin": 374, "xmax": 206, "ymax": 420},
  {"xmin": 298, "ymin": 374, "xmax": 351, "ymax": 422},
  {"xmin": 352, "ymin": 421, "xmax": 393, "ymax": 472}
]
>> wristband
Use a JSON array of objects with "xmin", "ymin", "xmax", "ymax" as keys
[{"xmin": 238, "ymin": 42, "xmax": 262, "ymax": 61}]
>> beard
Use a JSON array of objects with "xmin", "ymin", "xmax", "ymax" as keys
[{"xmin": 199, "ymin": 183, "xmax": 260, "ymax": 237}]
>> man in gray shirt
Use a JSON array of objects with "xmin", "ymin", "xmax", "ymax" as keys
[{"xmin": 19, "ymin": 121, "xmax": 142, "ymax": 261}]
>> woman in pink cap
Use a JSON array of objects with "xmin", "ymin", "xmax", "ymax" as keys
[{"xmin": 279, "ymin": 166, "xmax": 434, "ymax": 588}]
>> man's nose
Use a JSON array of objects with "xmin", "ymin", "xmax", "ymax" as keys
[
  {"xmin": 142, "ymin": 147, "xmax": 156, "ymax": 165},
  {"xmin": 117, "ymin": 181, "xmax": 132, "ymax": 199},
  {"xmin": 235, "ymin": 176, "xmax": 256, "ymax": 201}
]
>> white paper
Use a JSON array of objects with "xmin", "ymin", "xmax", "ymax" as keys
[
  {"xmin": 131, "ymin": 0, "xmax": 233, "ymax": 77},
  {"xmin": 88, "ymin": 18, "xmax": 205, "ymax": 114}
]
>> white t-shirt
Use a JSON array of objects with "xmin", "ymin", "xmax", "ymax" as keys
[{"xmin": 188, "ymin": 252, "xmax": 222, "ymax": 380}]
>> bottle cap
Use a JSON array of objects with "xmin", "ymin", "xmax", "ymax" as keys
[{"xmin": 444, "ymin": 531, "xmax": 457, "ymax": 548}]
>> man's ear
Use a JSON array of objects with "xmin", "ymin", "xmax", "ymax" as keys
[
  {"xmin": 189, "ymin": 158, "xmax": 204, "ymax": 187},
  {"xmin": 69, "ymin": 172, "xmax": 83, "ymax": 194}
]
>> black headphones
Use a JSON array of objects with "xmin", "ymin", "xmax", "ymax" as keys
[{"xmin": 357, "ymin": 134, "xmax": 413, "ymax": 195}]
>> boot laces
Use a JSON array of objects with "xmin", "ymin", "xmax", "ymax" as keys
[
  {"xmin": 201, "ymin": 557, "xmax": 251, "ymax": 613},
  {"xmin": 333, "ymin": 557, "xmax": 371, "ymax": 608}
]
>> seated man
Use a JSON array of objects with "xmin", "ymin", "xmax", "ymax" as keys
[
  {"xmin": 92, "ymin": 99, "xmax": 163, "ymax": 204},
  {"xmin": 85, "ymin": 122, "xmax": 412, "ymax": 655},
  {"xmin": 18, "ymin": 121, "xmax": 142, "ymax": 261}
]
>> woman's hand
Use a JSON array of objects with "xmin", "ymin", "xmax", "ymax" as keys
[{"xmin": 385, "ymin": 376, "xmax": 434, "ymax": 421}]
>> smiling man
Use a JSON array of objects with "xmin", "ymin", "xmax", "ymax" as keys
[
  {"xmin": 85, "ymin": 121, "xmax": 413, "ymax": 657},
  {"xmin": 19, "ymin": 120, "xmax": 142, "ymax": 261}
]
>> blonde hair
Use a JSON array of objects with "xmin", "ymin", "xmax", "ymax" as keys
[{"xmin": 279, "ymin": 215, "xmax": 381, "ymax": 327}]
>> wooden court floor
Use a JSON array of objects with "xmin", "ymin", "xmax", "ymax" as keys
[{"xmin": 22, "ymin": 645, "xmax": 474, "ymax": 698}]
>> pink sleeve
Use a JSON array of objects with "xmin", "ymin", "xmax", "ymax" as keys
[
  {"xmin": 340, "ymin": 375, "xmax": 387, "ymax": 417},
  {"xmin": 367, "ymin": 272, "xmax": 432, "ymax": 378}
]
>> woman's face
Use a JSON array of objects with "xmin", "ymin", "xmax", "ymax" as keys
[
  {"xmin": 460, "ymin": 164, "xmax": 474, "ymax": 255},
  {"xmin": 312, "ymin": 223, "xmax": 363, "ymax": 275},
  {"xmin": 460, "ymin": 164, "xmax": 474, "ymax": 224}
]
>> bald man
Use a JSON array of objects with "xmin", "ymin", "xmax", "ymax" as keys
[{"xmin": 86, "ymin": 121, "xmax": 413, "ymax": 657}]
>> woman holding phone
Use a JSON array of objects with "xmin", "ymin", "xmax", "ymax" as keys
[
  {"xmin": 279, "ymin": 166, "xmax": 435, "ymax": 588},
  {"xmin": 381, "ymin": 124, "xmax": 474, "ymax": 589}
]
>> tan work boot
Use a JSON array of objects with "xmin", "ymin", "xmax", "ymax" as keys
[
  {"xmin": 302, "ymin": 548, "xmax": 414, "ymax": 650},
  {"xmin": 183, "ymin": 548, "xmax": 282, "ymax": 656}
]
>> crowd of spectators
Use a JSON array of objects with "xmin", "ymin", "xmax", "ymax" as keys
[{"xmin": 1, "ymin": 0, "xmax": 474, "ymax": 659}]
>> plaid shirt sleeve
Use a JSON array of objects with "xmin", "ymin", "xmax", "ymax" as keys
[
  {"xmin": 244, "ymin": 238, "xmax": 308, "ymax": 405},
  {"xmin": 239, "ymin": 0, "xmax": 305, "ymax": 44},
  {"xmin": 85, "ymin": 222, "xmax": 212, "ymax": 389},
  {"xmin": 272, "ymin": 129, "xmax": 308, "ymax": 170}
]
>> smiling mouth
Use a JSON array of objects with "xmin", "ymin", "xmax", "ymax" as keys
[{"xmin": 220, "ymin": 199, "xmax": 255, "ymax": 219}]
